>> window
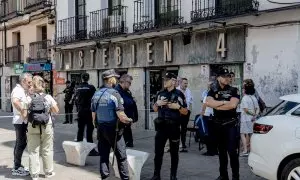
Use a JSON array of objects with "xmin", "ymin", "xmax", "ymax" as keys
[
  {"xmin": 41, "ymin": 26, "xmax": 47, "ymax": 40},
  {"xmin": 266, "ymin": 101, "xmax": 299, "ymax": 116},
  {"xmin": 292, "ymin": 107, "xmax": 300, "ymax": 117},
  {"xmin": 12, "ymin": 32, "xmax": 21, "ymax": 46},
  {"xmin": 75, "ymin": 0, "xmax": 86, "ymax": 38},
  {"xmin": 108, "ymin": 0, "xmax": 121, "ymax": 15}
]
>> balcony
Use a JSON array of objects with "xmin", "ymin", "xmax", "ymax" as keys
[
  {"xmin": 0, "ymin": 0, "xmax": 24, "ymax": 21},
  {"xmin": 28, "ymin": 40, "xmax": 51, "ymax": 63},
  {"xmin": 6, "ymin": 45, "xmax": 24, "ymax": 64},
  {"xmin": 133, "ymin": 0, "xmax": 183, "ymax": 33},
  {"xmin": 89, "ymin": 5, "xmax": 128, "ymax": 39},
  {"xmin": 56, "ymin": 16, "xmax": 88, "ymax": 45},
  {"xmin": 24, "ymin": 0, "xmax": 52, "ymax": 14},
  {"xmin": 191, "ymin": 0, "xmax": 259, "ymax": 22}
]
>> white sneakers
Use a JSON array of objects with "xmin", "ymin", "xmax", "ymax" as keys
[
  {"xmin": 12, "ymin": 166, "xmax": 55, "ymax": 180},
  {"xmin": 11, "ymin": 166, "xmax": 30, "ymax": 176}
]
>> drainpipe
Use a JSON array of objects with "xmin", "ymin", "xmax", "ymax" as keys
[{"xmin": 3, "ymin": 0, "xmax": 7, "ymax": 66}]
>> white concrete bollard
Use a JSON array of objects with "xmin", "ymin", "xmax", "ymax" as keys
[
  {"xmin": 109, "ymin": 149, "xmax": 149, "ymax": 180},
  {"xmin": 62, "ymin": 141, "xmax": 97, "ymax": 166}
]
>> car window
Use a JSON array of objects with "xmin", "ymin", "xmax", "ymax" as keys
[
  {"xmin": 292, "ymin": 107, "xmax": 300, "ymax": 117},
  {"xmin": 266, "ymin": 100, "xmax": 299, "ymax": 116}
]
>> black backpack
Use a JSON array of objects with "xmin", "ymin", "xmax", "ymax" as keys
[{"xmin": 28, "ymin": 93, "xmax": 49, "ymax": 127}]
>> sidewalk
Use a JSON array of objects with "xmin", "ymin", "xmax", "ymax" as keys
[{"xmin": 0, "ymin": 112, "xmax": 264, "ymax": 180}]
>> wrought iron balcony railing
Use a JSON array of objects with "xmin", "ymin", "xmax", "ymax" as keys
[
  {"xmin": 56, "ymin": 16, "xmax": 88, "ymax": 45},
  {"xmin": 29, "ymin": 40, "xmax": 51, "ymax": 63},
  {"xmin": 6, "ymin": 45, "xmax": 24, "ymax": 64},
  {"xmin": 24, "ymin": 0, "xmax": 52, "ymax": 13},
  {"xmin": 191, "ymin": 0, "xmax": 259, "ymax": 22},
  {"xmin": 133, "ymin": 0, "xmax": 183, "ymax": 33},
  {"xmin": 0, "ymin": 0, "xmax": 24, "ymax": 21},
  {"xmin": 89, "ymin": 5, "xmax": 128, "ymax": 39}
]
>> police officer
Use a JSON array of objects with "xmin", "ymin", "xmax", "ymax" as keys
[
  {"xmin": 151, "ymin": 72, "xmax": 188, "ymax": 180},
  {"xmin": 74, "ymin": 73, "xmax": 99, "ymax": 156},
  {"xmin": 91, "ymin": 69, "xmax": 132, "ymax": 180},
  {"xmin": 61, "ymin": 81, "xmax": 75, "ymax": 124},
  {"xmin": 115, "ymin": 74, "xmax": 138, "ymax": 147},
  {"xmin": 206, "ymin": 68, "xmax": 240, "ymax": 180}
]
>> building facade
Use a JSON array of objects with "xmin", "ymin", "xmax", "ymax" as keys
[
  {"xmin": 0, "ymin": 0, "xmax": 56, "ymax": 112},
  {"xmin": 53, "ymin": 0, "xmax": 300, "ymax": 129}
]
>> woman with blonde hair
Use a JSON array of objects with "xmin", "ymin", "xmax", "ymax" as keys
[{"xmin": 26, "ymin": 75, "xmax": 59, "ymax": 180}]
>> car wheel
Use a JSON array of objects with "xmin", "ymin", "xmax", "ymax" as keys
[{"xmin": 281, "ymin": 158, "xmax": 300, "ymax": 180}]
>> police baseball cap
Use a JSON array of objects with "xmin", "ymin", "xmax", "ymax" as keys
[
  {"xmin": 163, "ymin": 72, "xmax": 177, "ymax": 80},
  {"xmin": 102, "ymin": 69, "xmax": 120, "ymax": 79},
  {"xmin": 218, "ymin": 68, "xmax": 231, "ymax": 77}
]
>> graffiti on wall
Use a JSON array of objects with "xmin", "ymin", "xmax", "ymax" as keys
[{"xmin": 256, "ymin": 68, "xmax": 298, "ymax": 106}]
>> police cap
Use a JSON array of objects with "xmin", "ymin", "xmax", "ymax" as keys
[
  {"xmin": 102, "ymin": 69, "xmax": 120, "ymax": 79},
  {"xmin": 218, "ymin": 68, "xmax": 231, "ymax": 77},
  {"xmin": 163, "ymin": 72, "xmax": 177, "ymax": 80},
  {"xmin": 81, "ymin": 73, "xmax": 90, "ymax": 82}
]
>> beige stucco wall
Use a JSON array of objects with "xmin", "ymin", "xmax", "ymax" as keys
[
  {"xmin": 178, "ymin": 65, "xmax": 210, "ymax": 120},
  {"xmin": 6, "ymin": 17, "xmax": 55, "ymax": 62},
  {"xmin": 0, "ymin": 14, "xmax": 55, "ymax": 112}
]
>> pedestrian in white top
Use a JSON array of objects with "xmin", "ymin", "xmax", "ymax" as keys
[
  {"xmin": 240, "ymin": 80, "xmax": 259, "ymax": 157},
  {"xmin": 177, "ymin": 78, "xmax": 193, "ymax": 152},
  {"xmin": 26, "ymin": 76, "xmax": 59, "ymax": 180},
  {"xmin": 11, "ymin": 73, "xmax": 32, "ymax": 176}
]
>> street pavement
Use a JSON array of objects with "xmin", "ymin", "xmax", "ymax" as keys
[{"xmin": 0, "ymin": 112, "xmax": 265, "ymax": 180}]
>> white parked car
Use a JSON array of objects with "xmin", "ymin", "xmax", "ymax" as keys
[{"xmin": 248, "ymin": 94, "xmax": 300, "ymax": 180}]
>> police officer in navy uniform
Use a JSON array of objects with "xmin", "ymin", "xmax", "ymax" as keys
[
  {"xmin": 206, "ymin": 68, "xmax": 240, "ymax": 180},
  {"xmin": 74, "ymin": 73, "xmax": 99, "ymax": 156},
  {"xmin": 151, "ymin": 72, "xmax": 188, "ymax": 180},
  {"xmin": 91, "ymin": 69, "xmax": 132, "ymax": 180},
  {"xmin": 115, "ymin": 74, "xmax": 138, "ymax": 147}
]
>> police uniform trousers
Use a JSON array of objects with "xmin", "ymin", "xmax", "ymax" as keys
[
  {"xmin": 64, "ymin": 102, "xmax": 73, "ymax": 123},
  {"xmin": 77, "ymin": 108, "xmax": 94, "ymax": 143},
  {"xmin": 97, "ymin": 123, "xmax": 129, "ymax": 180},
  {"xmin": 154, "ymin": 120, "xmax": 180, "ymax": 176},
  {"xmin": 214, "ymin": 119, "xmax": 240, "ymax": 179},
  {"xmin": 123, "ymin": 124, "xmax": 133, "ymax": 147}
]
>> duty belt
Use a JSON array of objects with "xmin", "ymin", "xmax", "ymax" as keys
[{"xmin": 214, "ymin": 117, "xmax": 238, "ymax": 126}]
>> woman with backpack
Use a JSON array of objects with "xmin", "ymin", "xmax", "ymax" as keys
[{"xmin": 26, "ymin": 75, "xmax": 59, "ymax": 180}]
